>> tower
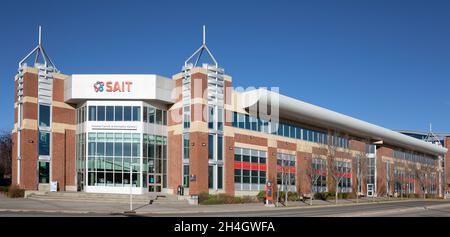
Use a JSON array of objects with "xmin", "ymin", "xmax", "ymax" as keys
[
  {"xmin": 12, "ymin": 26, "xmax": 76, "ymax": 192},
  {"xmin": 167, "ymin": 26, "xmax": 234, "ymax": 195}
]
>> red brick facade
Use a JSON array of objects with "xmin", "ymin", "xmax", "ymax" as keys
[
  {"xmin": 12, "ymin": 69, "xmax": 76, "ymax": 191},
  {"xmin": 12, "ymin": 66, "xmax": 446, "ymax": 199}
]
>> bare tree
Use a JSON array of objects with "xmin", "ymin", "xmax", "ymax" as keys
[
  {"xmin": 415, "ymin": 162, "xmax": 435, "ymax": 199},
  {"xmin": 393, "ymin": 161, "xmax": 406, "ymax": 198},
  {"xmin": 0, "ymin": 131, "xmax": 12, "ymax": 182},
  {"xmin": 304, "ymin": 155, "xmax": 323, "ymax": 206},
  {"xmin": 405, "ymin": 162, "xmax": 417, "ymax": 197},
  {"xmin": 323, "ymin": 130, "xmax": 343, "ymax": 205},
  {"xmin": 353, "ymin": 149, "xmax": 369, "ymax": 203}
]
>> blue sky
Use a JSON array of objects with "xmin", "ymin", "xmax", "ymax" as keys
[{"xmin": 0, "ymin": 0, "xmax": 449, "ymax": 132}]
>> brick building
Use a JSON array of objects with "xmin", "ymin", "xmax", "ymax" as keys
[{"xmin": 11, "ymin": 27, "xmax": 448, "ymax": 198}]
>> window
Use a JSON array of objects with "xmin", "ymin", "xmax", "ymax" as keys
[
  {"xmin": 132, "ymin": 106, "xmax": 140, "ymax": 121},
  {"xmin": 231, "ymin": 112, "xmax": 349, "ymax": 148},
  {"xmin": 234, "ymin": 147, "xmax": 267, "ymax": 191},
  {"xmin": 234, "ymin": 169, "xmax": 241, "ymax": 183},
  {"xmin": 336, "ymin": 161, "xmax": 352, "ymax": 193},
  {"xmin": 123, "ymin": 106, "xmax": 132, "ymax": 121},
  {"xmin": 143, "ymin": 107, "xmax": 148, "ymax": 123},
  {"xmin": 162, "ymin": 111, "xmax": 167, "ymax": 125},
  {"xmin": 312, "ymin": 158, "xmax": 327, "ymax": 193},
  {"xmin": 183, "ymin": 165, "xmax": 189, "ymax": 187},
  {"xmin": 106, "ymin": 106, "xmax": 114, "ymax": 121},
  {"xmin": 208, "ymin": 134, "xmax": 214, "ymax": 160},
  {"xmin": 97, "ymin": 106, "xmax": 105, "ymax": 121},
  {"xmin": 217, "ymin": 166, "xmax": 223, "ymax": 189},
  {"xmin": 217, "ymin": 135, "xmax": 223, "ymax": 161},
  {"xmin": 183, "ymin": 106, "xmax": 190, "ymax": 129},
  {"xmin": 149, "ymin": 108, "xmax": 155, "ymax": 123},
  {"xmin": 39, "ymin": 131, "xmax": 50, "ymax": 156},
  {"xmin": 277, "ymin": 153, "xmax": 296, "ymax": 192},
  {"xmin": 183, "ymin": 134, "xmax": 189, "ymax": 160},
  {"xmin": 156, "ymin": 109, "xmax": 162, "ymax": 124},
  {"xmin": 87, "ymin": 132, "xmax": 164, "ymax": 188},
  {"xmin": 245, "ymin": 115, "xmax": 251, "ymax": 130},
  {"xmin": 238, "ymin": 113, "xmax": 245, "ymax": 128},
  {"xmin": 208, "ymin": 166, "xmax": 213, "ymax": 189},
  {"xmin": 208, "ymin": 105, "xmax": 214, "ymax": 129},
  {"xmin": 89, "ymin": 106, "xmax": 96, "ymax": 121},
  {"xmin": 114, "ymin": 106, "xmax": 123, "ymax": 121},
  {"xmin": 39, "ymin": 104, "xmax": 50, "ymax": 127}
]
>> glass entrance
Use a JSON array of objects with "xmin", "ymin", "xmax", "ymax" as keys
[
  {"xmin": 367, "ymin": 184, "xmax": 374, "ymax": 197},
  {"xmin": 38, "ymin": 161, "xmax": 50, "ymax": 184},
  {"xmin": 148, "ymin": 174, "xmax": 162, "ymax": 192}
]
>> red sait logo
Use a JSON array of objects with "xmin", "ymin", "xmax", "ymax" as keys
[{"xmin": 94, "ymin": 81, "xmax": 133, "ymax": 93}]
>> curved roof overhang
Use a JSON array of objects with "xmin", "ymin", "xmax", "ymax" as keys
[{"xmin": 241, "ymin": 89, "xmax": 447, "ymax": 157}]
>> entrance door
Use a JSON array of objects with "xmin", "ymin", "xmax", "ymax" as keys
[
  {"xmin": 77, "ymin": 172, "xmax": 84, "ymax": 191},
  {"xmin": 148, "ymin": 174, "xmax": 162, "ymax": 192},
  {"xmin": 38, "ymin": 161, "xmax": 50, "ymax": 184},
  {"xmin": 367, "ymin": 184, "xmax": 374, "ymax": 197}
]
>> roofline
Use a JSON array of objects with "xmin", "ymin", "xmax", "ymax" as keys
[
  {"xmin": 241, "ymin": 89, "xmax": 447, "ymax": 156},
  {"xmin": 395, "ymin": 130, "xmax": 450, "ymax": 137}
]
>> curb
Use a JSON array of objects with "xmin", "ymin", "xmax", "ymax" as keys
[
  {"xmin": 327, "ymin": 202, "xmax": 450, "ymax": 217},
  {"xmin": 0, "ymin": 199, "xmax": 448, "ymax": 216}
]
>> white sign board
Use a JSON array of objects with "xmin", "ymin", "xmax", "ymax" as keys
[
  {"xmin": 64, "ymin": 74, "xmax": 175, "ymax": 103},
  {"xmin": 50, "ymin": 181, "xmax": 58, "ymax": 192}
]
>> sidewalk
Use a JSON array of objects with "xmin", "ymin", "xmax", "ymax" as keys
[{"xmin": 0, "ymin": 193, "xmax": 446, "ymax": 215}]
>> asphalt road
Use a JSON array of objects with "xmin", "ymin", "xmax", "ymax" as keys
[
  {"xmin": 148, "ymin": 200, "xmax": 450, "ymax": 217},
  {"xmin": 0, "ymin": 200, "xmax": 449, "ymax": 217}
]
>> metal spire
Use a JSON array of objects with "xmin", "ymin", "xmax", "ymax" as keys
[
  {"xmin": 38, "ymin": 26, "xmax": 42, "ymax": 46},
  {"xmin": 203, "ymin": 25, "xmax": 206, "ymax": 45},
  {"xmin": 19, "ymin": 25, "xmax": 58, "ymax": 70},
  {"xmin": 184, "ymin": 25, "xmax": 218, "ymax": 68},
  {"xmin": 425, "ymin": 122, "xmax": 442, "ymax": 146}
]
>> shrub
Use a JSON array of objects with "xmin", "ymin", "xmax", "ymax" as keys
[
  {"xmin": 6, "ymin": 184, "xmax": 24, "ymax": 198},
  {"xmin": 313, "ymin": 192, "xmax": 355, "ymax": 200},
  {"xmin": 425, "ymin": 193, "xmax": 437, "ymax": 199},
  {"xmin": 0, "ymin": 186, "xmax": 9, "ymax": 193},
  {"xmin": 242, "ymin": 195, "xmax": 259, "ymax": 203},
  {"xmin": 405, "ymin": 193, "xmax": 420, "ymax": 199},
  {"xmin": 198, "ymin": 193, "xmax": 258, "ymax": 205},
  {"xmin": 276, "ymin": 192, "xmax": 301, "ymax": 202},
  {"xmin": 314, "ymin": 192, "xmax": 333, "ymax": 200},
  {"xmin": 257, "ymin": 191, "xmax": 266, "ymax": 202}
]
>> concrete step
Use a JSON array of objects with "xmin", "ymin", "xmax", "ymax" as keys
[
  {"xmin": 26, "ymin": 192, "xmax": 189, "ymax": 205},
  {"xmin": 45, "ymin": 191, "xmax": 153, "ymax": 198},
  {"xmin": 27, "ymin": 195, "xmax": 151, "ymax": 204},
  {"xmin": 27, "ymin": 192, "xmax": 153, "ymax": 204}
]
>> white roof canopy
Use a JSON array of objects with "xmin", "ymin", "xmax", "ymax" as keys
[{"xmin": 241, "ymin": 89, "xmax": 447, "ymax": 156}]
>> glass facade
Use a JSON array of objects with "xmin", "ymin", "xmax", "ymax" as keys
[
  {"xmin": 39, "ymin": 104, "xmax": 50, "ymax": 127},
  {"xmin": 38, "ymin": 131, "xmax": 50, "ymax": 156},
  {"xmin": 38, "ymin": 161, "xmax": 50, "ymax": 184},
  {"xmin": 183, "ymin": 165, "xmax": 189, "ymax": 188},
  {"xmin": 87, "ymin": 132, "xmax": 141, "ymax": 187},
  {"xmin": 335, "ymin": 161, "xmax": 352, "ymax": 193},
  {"xmin": 276, "ymin": 153, "xmax": 296, "ymax": 192},
  {"xmin": 392, "ymin": 149, "xmax": 435, "ymax": 165},
  {"xmin": 86, "ymin": 105, "xmax": 156, "ymax": 123},
  {"xmin": 143, "ymin": 134, "xmax": 167, "ymax": 192},
  {"xmin": 312, "ymin": 158, "xmax": 327, "ymax": 193},
  {"xmin": 234, "ymin": 147, "xmax": 267, "ymax": 191},
  {"xmin": 232, "ymin": 112, "xmax": 349, "ymax": 149}
]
